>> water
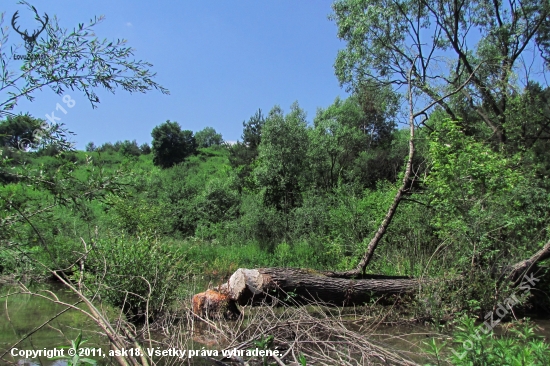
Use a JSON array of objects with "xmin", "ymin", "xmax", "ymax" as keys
[{"xmin": 0, "ymin": 282, "xmax": 111, "ymax": 366}]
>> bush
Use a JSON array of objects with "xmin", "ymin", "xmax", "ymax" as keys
[
  {"xmin": 85, "ymin": 142, "xmax": 96, "ymax": 152},
  {"xmin": 119, "ymin": 139, "xmax": 141, "ymax": 157},
  {"xmin": 195, "ymin": 127, "xmax": 223, "ymax": 148},
  {"xmin": 139, "ymin": 142, "xmax": 151, "ymax": 155},
  {"xmin": 97, "ymin": 142, "xmax": 117, "ymax": 153},
  {"xmin": 84, "ymin": 233, "xmax": 189, "ymax": 321},
  {"xmin": 429, "ymin": 316, "xmax": 550, "ymax": 365},
  {"xmin": 104, "ymin": 194, "xmax": 170, "ymax": 234}
]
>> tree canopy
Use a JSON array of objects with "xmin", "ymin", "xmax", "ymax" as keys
[
  {"xmin": 195, "ymin": 127, "xmax": 223, "ymax": 148},
  {"xmin": 331, "ymin": 0, "xmax": 550, "ymax": 146},
  {"xmin": 151, "ymin": 120, "xmax": 197, "ymax": 168}
]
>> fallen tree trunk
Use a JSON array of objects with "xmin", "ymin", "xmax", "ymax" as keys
[
  {"xmin": 222, "ymin": 268, "xmax": 421, "ymax": 305},
  {"xmin": 192, "ymin": 268, "xmax": 422, "ymax": 319},
  {"xmin": 508, "ymin": 240, "xmax": 550, "ymax": 285}
]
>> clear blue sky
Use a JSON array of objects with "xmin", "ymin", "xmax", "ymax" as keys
[{"xmin": 3, "ymin": 0, "xmax": 349, "ymax": 149}]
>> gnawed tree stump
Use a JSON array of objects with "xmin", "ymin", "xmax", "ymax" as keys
[
  {"xmin": 192, "ymin": 289, "xmax": 240, "ymax": 320},
  {"xmin": 192, "ymin": 268, "xmax": 421, "ymax": 318}
]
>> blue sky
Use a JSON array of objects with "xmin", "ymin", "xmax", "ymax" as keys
[{"xmin": 2, "ymin": 0, "xmax": 349, "ymax": 149}]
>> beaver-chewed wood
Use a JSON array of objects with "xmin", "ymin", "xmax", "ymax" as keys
[
  {"xmin": 191, "ymin": 267, "xmax": 422, "ymax": 318},
  {"xmin": 218, "ymin": 268, "xmax": 420, "ymax": 305},
  {"xmin": 192, "ymin": 289, "xmax": 240, "ymax": 320}
]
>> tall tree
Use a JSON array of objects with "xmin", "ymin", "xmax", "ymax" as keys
[
  {"xmin": 151, "ymin": 121, "xmax": 197, "ymax": 168},
  {"xmin": 229, "ymin": 109, "xmax": 266, "ymax": 191},
  {"xmin": 254, "ymin": 103, "xmax": 309, "ymax": 213},
  {"xmin": 310, "ymin": 98, "xmax": 368, "ymax": 191},
  {"xmin": 0, "ymin": 114, "xmax": 43, "ymax": 149},
  {"xmin": 311, "ymin": 89, "xmax": 400, "ymax": 190},
  {"xmin": 195, "ymin": 127, "xmax": 223, "ymax": 148},
  {"xmin": 242, "ymin": 109, "xmax": 265, "ymax": 150},
  {"xmin": 331, "ymin": 0, "xmax": 550, "ymax": 146}
]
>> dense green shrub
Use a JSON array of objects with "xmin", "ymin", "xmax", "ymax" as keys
[
  {"xmin": 84, "ymin": 233, "xmax": 189, "ymax": 321},
  {"xmin": 119, "ymin": 139, "xmax": 141, "ymax": 157},
  {"xmin": 426, "ymin": 118, "xmax": 550, "ymax": 270},
  {"xmin": 429, "ymin": 316, "xmax": 550, "ymax": 365}
]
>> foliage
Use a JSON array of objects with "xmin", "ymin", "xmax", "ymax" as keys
[
  {"xmin": 96, "ymin": 142, "xmax": 117, "ymax": 153},
  {"xmin": 0, "ymin": 0, "xmax": 168, "ymax": 286},
  {"xmin": 105, "ymin": 194, "xmax": 169, "ymax": 234},
  {"xmin": 229, "ymin": 109, "xmax": 266, "ymax": 191},
  {"xmin": 0, "ymin": 116, "xmax": 75, "ymax": 154},
  {"xmin": 442, "ymin": 316, "xmax": 550, "ymax": 365},
  {"xmin": 0, "ymin": 114, "xmax": 43, "ymax": 149},
  {"xmin": 118, "ymin": 139, "xmax": 141, "ymax": 157},
  {"xmin": 50, "ymin": 331, "xmax": 97, "ymax": 366},
  {"xmin": 84, "ymin": 233, "xmax": 189, "ymax": 321},
  {"xmin": 0, "ymin": 0, "xmax": 169, "ymax": 114},
  {"xmin": 309, "ymin": 100, "xmax": 366, "ymax": 191},
  {"xmin": 195, "ymin": 126, "xmax": 223, "ymax": 148},
  {"xmin": 503, "ymin": 83, "xmax": 550, "ymax": 180},
  {"xmin": 85, "ymin": 142, "xmax": 96, "ymax": 152},
  {"xmin": 241, "ymin": 109, "xmax": 265, "ymax": 151},
  {"xmin": 151, "ymin": 120, "xmax": 197, "ymax": 168},
  {"xmin": 139, "ymin": 142, "xmax": 151, "ymax": 155},
  {"xmin": 2, "ymin": 8, "xmax": 550, "ymax": 364},
  {"xmin": 254, "ymin": 103, "xmax": 310, "ymax": 214},
  {"xmin": 426, "ymin": 118, "xmax": 550, "ymax": 269},
  {"xmin": 331, "ymin": 0, "xmax": 550, "ymax": 146}
]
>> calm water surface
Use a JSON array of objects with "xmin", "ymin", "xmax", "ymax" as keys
[{"xmin": 0, "ymin": 282, "xmax": 111, "ymax": 366}]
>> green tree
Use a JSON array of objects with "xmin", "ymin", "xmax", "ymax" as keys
[
  {"xmin": 254, "ymin": 103, "xmax": 309, "ymax": 214},
  {"xmin": 139, "ymin": 142, "xmax": 151, "ymax": 155},
  {"xmin": 229, "ymin": 109, "xmax": 266, "ymax": 191},
  {"xmin": 311, "ymin": 91, "xmax": 399, "ymax": 190},
  {"xmin": 331, "ymin": 0, "xmax": 550, "ymax": 146},
  {"xmin": 97, "ymin": 142, "xmax": 115, "ymax": 153},
  {"xmin": 0, "ymin": 114, "xmax": 44, "ymax": 149},
  {"xmin": 309, "ymin": 108, "xmax": 363, "ymax": 191},
  {"xmin": 85, "ymin": 142, "xmax": 96, "ymax": 152},
  {"xmin": 119, "ymin": 139, "xmax": 141, "ymax": 157},
  {"xmin": 242, "ymin": 109, "xmax": 265, "ymax": 150},
  {"xmin": 195, "ymin": 127, "xmax": 223, "ymax": 148},
  {"xmin": 151, "ymin": 120, "xmax": 197, "ymax": 168},
  {"xmin": 503, "ymin": 83, "xmax": 550, "ymax": 182},
  {"xmin": 426, "ymin": 117, "xmax": 549, "ymax": 268}
]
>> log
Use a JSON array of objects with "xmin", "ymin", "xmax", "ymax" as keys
[
  {"xmin": 507, "ymin": 239, "xmax": 550, "ymax": 285},
  {"xmin": 192, "ymin": 268, "xmax": 421, "ymax": 318},
  {"xmin": 222, "ymin": 268, "xmax": 420, "ymax": 305}
]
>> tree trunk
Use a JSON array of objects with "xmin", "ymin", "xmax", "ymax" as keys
[
  {"xmin": 507, "ymin": 239, "xmax": 550, "ymax": 286},
  {"xmin": 193, "ymin": 268, "xmax": 422, "ymax": 318}
]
